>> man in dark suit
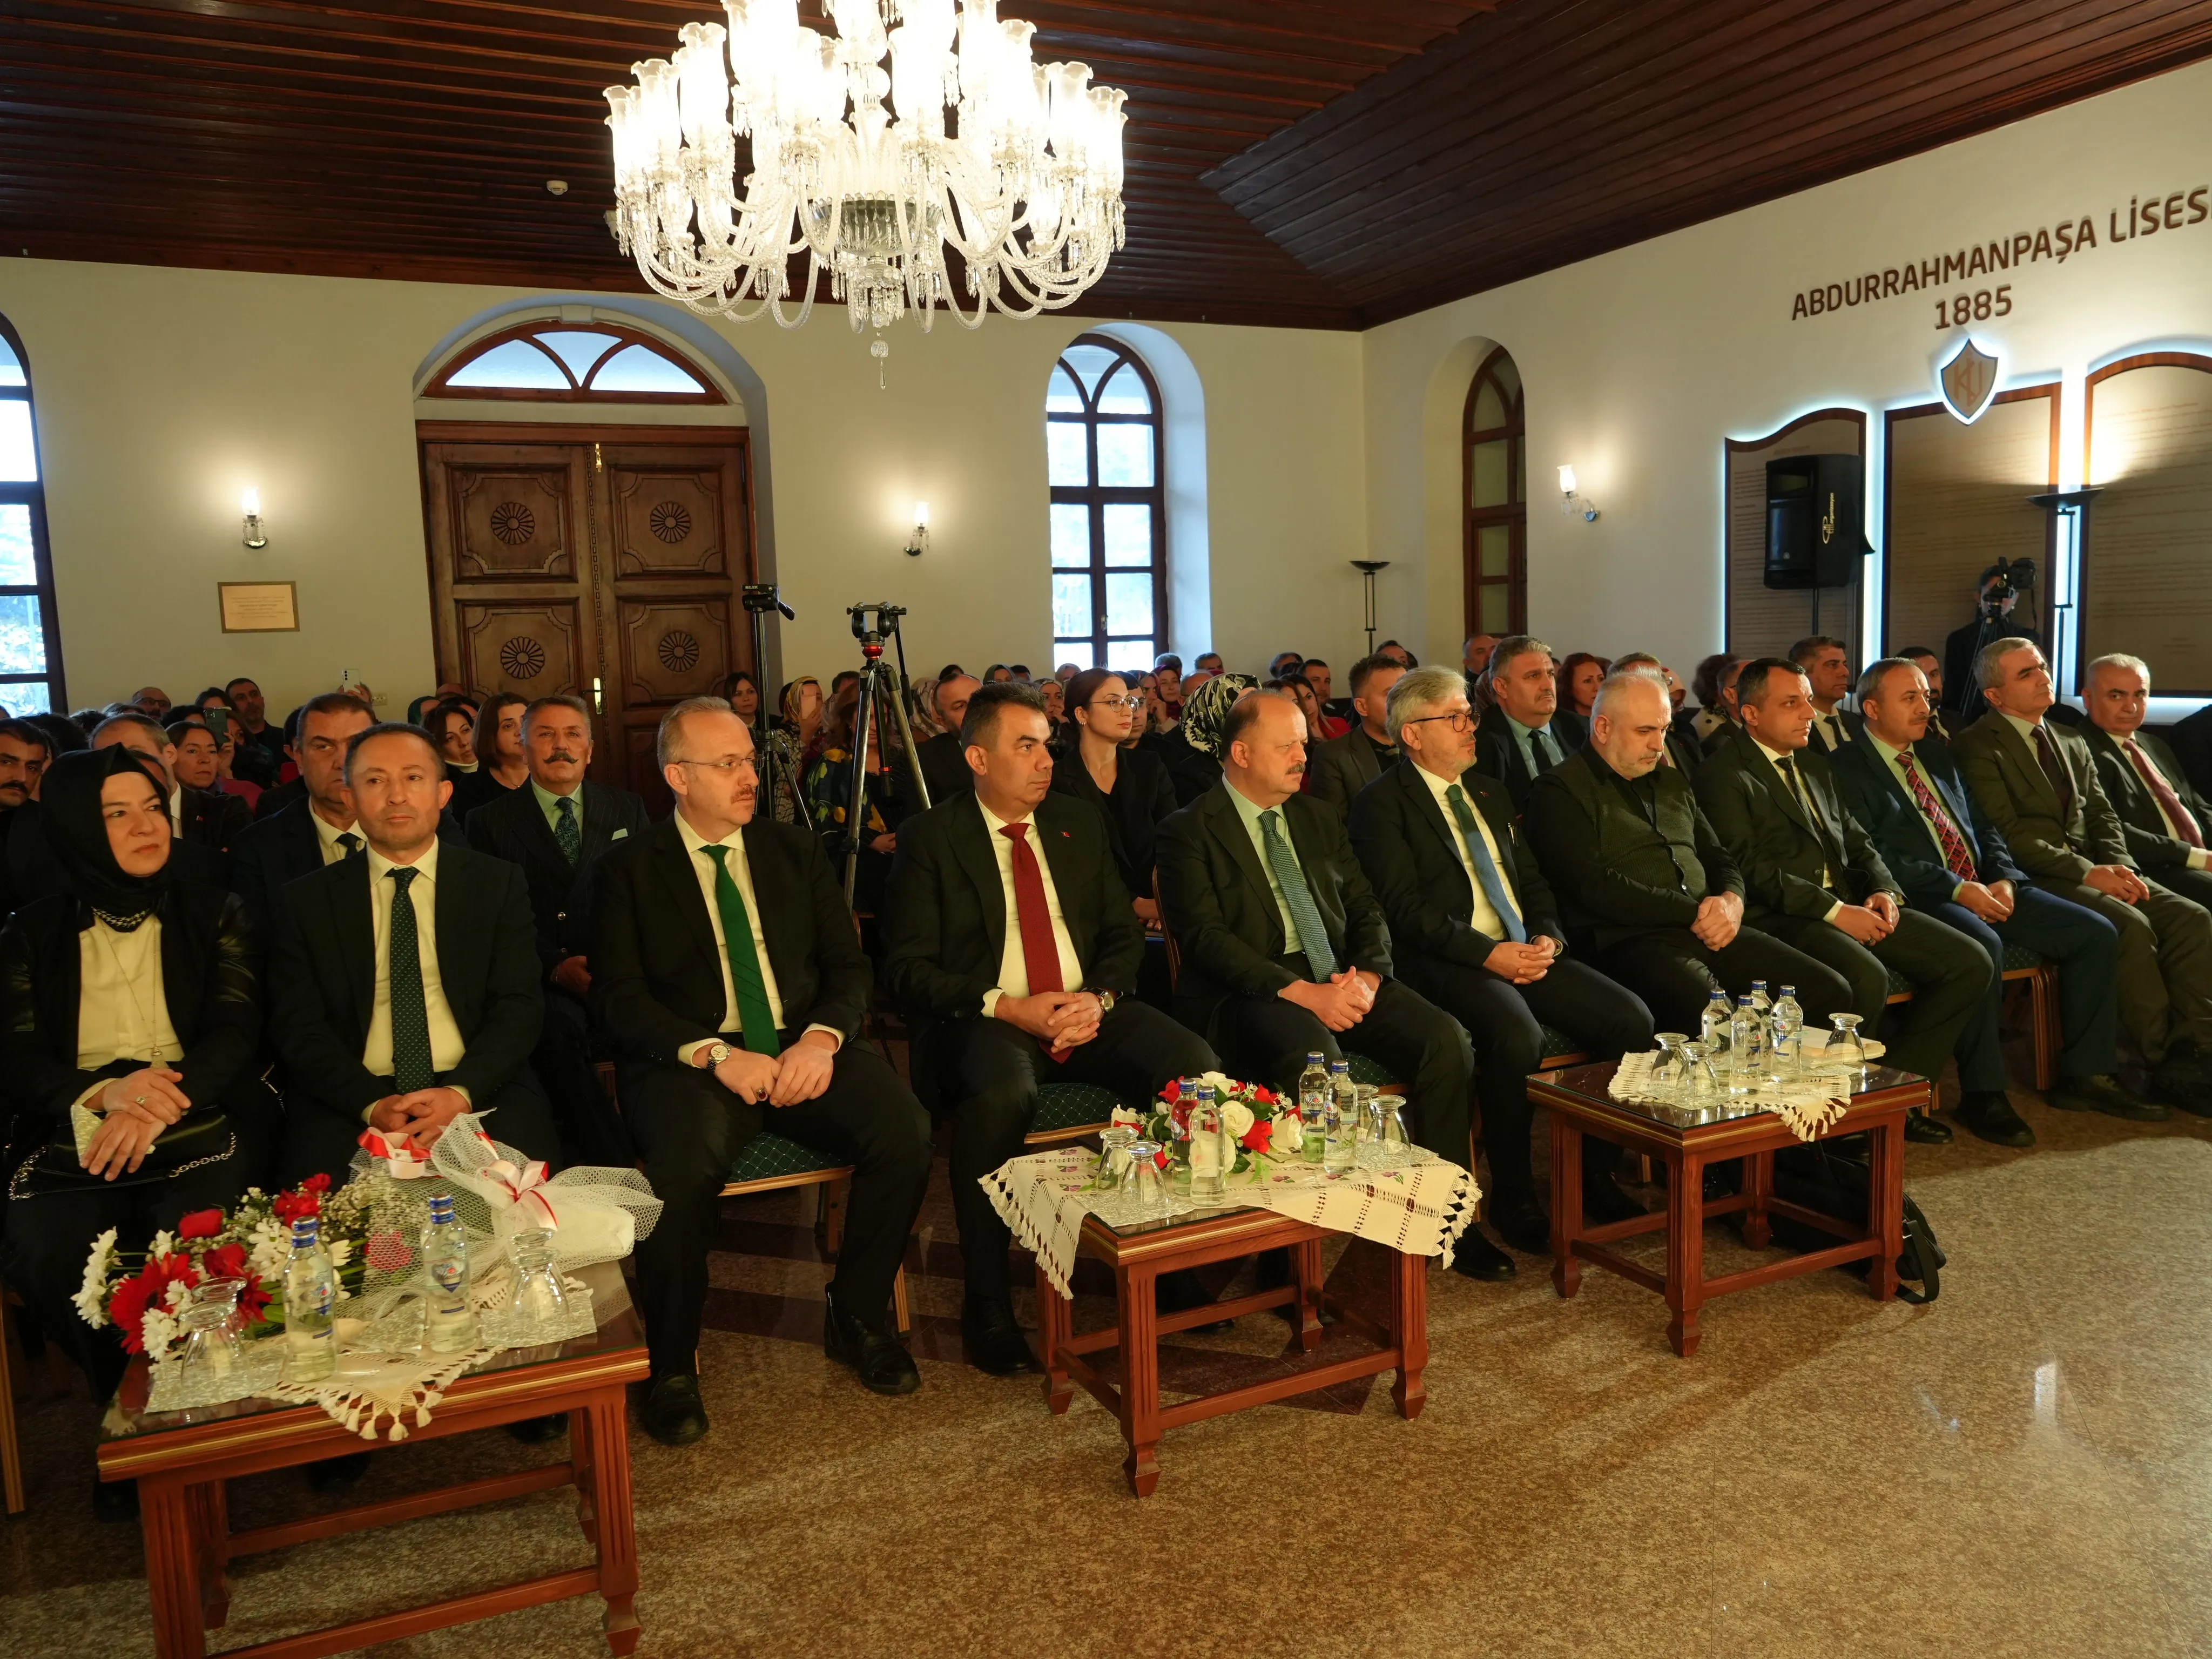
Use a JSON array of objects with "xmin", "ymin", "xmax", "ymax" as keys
[
  {"xmin": 1613, "ymin": 653, "xmax": 1703, "ymax": 773},
  {"xmin": 228, "ymin": 692, "xmax": 376, "ymax": 934},
  {"xmin": 913, "ymin": 673, "xmax": 980, "ymax": 805},
  {"xmin": 1790, "ymin": 636, "xmax": 1864, "ymax": 755},
  {"xmin": 1898, "ymin": 648, "xmax": 1957, "ymax": 745},
  {"xmin": 1156, "ymin": 691, "xmax": 1482, "ymax": 1264},
  {"xmin": 267, "ymin": 723, "xmax": 558, "ymax": 1188},
  {"xmin": 884, "ymin": 683, "xmax": 1213, "ymax": 1373},
  {"xmin": 1306, "ymin": 653, "xmax": 1405, "ymax": 818},
  {"xmin": 1831, "ymin": 658, "xmax": 2135, "ymax": 1143},
  {"xmin": 1695, "ymin": 659, "xmax": 1992, "ymax": 1122},
  {"xmin": 2170, "ymin": 700, "xmax": 2212, "ymax": 799},
  {"xmin": 467, "ymin": 693, "xmax": 650, "ymax": 1166},
  {"xmin": 1527, "ymin": 671, "xmax": 1856, "ymax": 1041},
  {"xmin": 2081, "ymin": 653, "xmax": 2212, "ymax": 911},
  {"xmin": 1348, "ymin": 667, "xmax": 1653, "ymax": 1261},
  {"xmin": 595, "ymin": 699, "xmax": 930, "ymax": 1439},
  {"xmin": 1472, "ymin": 635, "xmax": 1584, "ymax": 814},
  {"xmin": 1955, "ymin": 638, "xmax": 2212, "ymax": 1111}
]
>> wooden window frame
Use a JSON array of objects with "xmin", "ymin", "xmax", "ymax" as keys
[
  {"xmin": 0, "ymin": 315, "xmax": 65, "ymax": 712},
  {"xmin": 1048, "ymin": 334, "xmax": 1168, "ymax": 670},
  {"xmin": 424, "ymin": 322, "xmax": 724, "ymax": 405},
  {"xmin": 1462, "ymin": 345, "xmax": 1526, "ymax": 638}
]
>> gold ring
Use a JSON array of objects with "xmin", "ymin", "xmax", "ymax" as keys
[{"xmin": 134, "ymin": 1095, "xmax": 147, "ymax": 1106}]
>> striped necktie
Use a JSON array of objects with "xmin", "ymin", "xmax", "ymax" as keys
[{"xmin": 1895, "ymin": 750, "xmax": 1977, "ymax": 882}]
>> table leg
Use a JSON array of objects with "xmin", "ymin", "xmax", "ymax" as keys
[
  {"xmin": 189, "ymin": 1479, "xmax": 230, "ymax": 1630},
  {"xmin": 138, "ymin": 1471, "xmax": 208, "ymax": 1659},
  {"xmin": 1391, "ymin": 1246, "xmax": 1428, "ymax": 1420},
  {"xmin": 1868, "ymin": 1112, "xmax": 1904, "ymax": 1303},
  {"xmin": 570, "ymin": 1403, "xmax": 599, "ymax": 1547},
  {"xmin": 584, "ymin": 1387, "xmax": 643, "ymax": 1657},
  {"xmin": 1550, "ymin": 1116, "xmax": 1583, "ymax": 1299},
  {"xmin": 1666, "ymin": 1151, "xmax": 1706, "ymax": 1358},
  {"xmin": 1036, "ymin": 1259, "xmax": 1074, "ymax": 1415},
  {"xmin": 1291, "ymin": 1238, "xmax": 1325, "ymax": 1352},
  {"xmin": 1743, "ymin": 1149, "xmax": 1773, "ymax": 1250},
  {"xmin": 1117, "ymin": 1263, "xmax": 1161, "ymax": 1497}
]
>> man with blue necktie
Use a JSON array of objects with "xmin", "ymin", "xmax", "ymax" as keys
[{"xmin": 1473, "ymin": 635, "xmax": 1586, "ymax": 813}]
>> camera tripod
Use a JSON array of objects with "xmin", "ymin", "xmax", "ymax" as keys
[
  {"xmin": 740, "ymin": 584, "xmax": 811, "ymax": 826},
  {"xmin": 839, "ymin": 601, "xmax": 932, "ymax": 907}
]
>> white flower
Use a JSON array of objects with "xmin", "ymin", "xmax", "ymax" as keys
[
  {"xmin": 1199, "ymin": 1070, "xmax": 1237, "ymax": 1097},
  {"xmin": 140, "ymin": 1307, "xmax": 180, "ymax": 1360},
  {"xmin": 326, "ymin": 1237, "xmax": 354, "ymax": 1270},
  {"xmin": 1220, "ymin": 1102, "xmax": 1256, "ymax": 1142},
  {"xmin": 147, "ymin": 1228, "xmax": 176, "ymax": 1263},
  {"xmin": 1110, "ymin": 1105, "xmax": 1145, "ymax": 1129},
  {"xmin": 74, "ymin": 1228, "xmax": 120, "ymax": 1329},
  {"xmin": 1274, "ymin": 1113, "xmax": 1303, "ymax": 1154},
  {"xmin": 246, "ymin": 1218, "xmax": 288, "ymax": 1282}
]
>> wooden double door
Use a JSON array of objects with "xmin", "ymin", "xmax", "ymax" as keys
[{"xmin": 418, "ymin": 423, "xmax": 756, "ymax": 810}]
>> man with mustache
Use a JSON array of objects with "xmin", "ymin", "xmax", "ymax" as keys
[
  {"xmin": 0, "ymin": 717, "xmax": 49, "ymax": 813},
  {"xmin": 467, "ymin": 694, "xmax": 650, "ymax": 1165}
]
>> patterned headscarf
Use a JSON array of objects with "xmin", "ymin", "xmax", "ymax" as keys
[{"xmin": 1178, "ymin": 672, "xmax": 1257, "ymax": 758}]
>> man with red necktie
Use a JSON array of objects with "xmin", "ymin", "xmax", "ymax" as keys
[
  {"xmin": 884, "ymin": 682, "xmax": 1215, "ymax": 1378},
  {"xmin": 2081, "ymin": 653, "xmax": 2212, "ymax": 913}
]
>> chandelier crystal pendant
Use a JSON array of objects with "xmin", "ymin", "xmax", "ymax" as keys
[{"xmin": 604, "ymin": 0, "xmax": 1128, "ymax": 337}]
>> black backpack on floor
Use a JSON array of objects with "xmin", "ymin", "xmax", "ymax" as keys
[{"xmin": 1767, "ymin": 1135, "xmax": 1945, "ymax": 1305}]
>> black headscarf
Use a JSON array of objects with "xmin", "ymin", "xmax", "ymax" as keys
[{"xmin": 41, "ymin": 745, "xmax": 172, "ymax": 929}]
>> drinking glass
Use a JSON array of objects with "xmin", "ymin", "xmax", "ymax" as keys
[
  {"xmin": 1678, "ymin": 1040, "xmax": 1720, "ymax": 1097},
  {"xmin": 1372, "ymin": 1095, "xmax": 1413, "ymax": 1163},
  {"xmin": 1823, "ymin": 1014, "xmax": 1868, "ymax": 1088},
  {"xmin": 1650, "ymin": 1034, "xmax": 1690, "ymax": 1092},
  {"xmin": 1123, "ymin": 1141, "xmax": 1169, "ymax": 1219},
  {"xmin": 178, "ymin": 1298, "xmax": 244, "ymax": 1386},
  {"xmin": 506, "ymin": 1228, "xmax": 568, "ymax": 1330},
  {"xmin": 1094, "ymin": 1126, "xmax": 1136, "ymax": 1190}
]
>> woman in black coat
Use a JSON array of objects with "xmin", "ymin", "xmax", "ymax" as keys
[
  {"xmin": 1051, "ymin": 669, "xmax": 1180, "ymax": 1006},
  {"xmin": 1, "ymin": 747, "xmax": 269, "ymax": 1421}
]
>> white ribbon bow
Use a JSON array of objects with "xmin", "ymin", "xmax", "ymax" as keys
[
  {"xmin": 483, "ymin": 1158, "xmax": 559, "ymax": 1229},
  {"xmin": 357, "ymin": 1128, "xmax": 430, "ymax": 1179}
]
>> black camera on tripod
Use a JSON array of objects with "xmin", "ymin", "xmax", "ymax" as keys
[{"xmin": 848, "ymin": 601, "xmax": 907, "ymax": 646}]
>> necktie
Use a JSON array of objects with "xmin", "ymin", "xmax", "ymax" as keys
[
  {"xmin": 1445, "ymin": 783, "xmax": 1527, "ymax": 943},
  {"xmin": 554, "ymin": 794, "xmax": 582, "ymax": 865},
  {"xmin": 2032, "ymin": 723, "xmax": 2075, "ymax": 821},
  {"xmin": 1259, "ymin": 809, "xmax": 1337, "ymax": 980},
  {"xmin": 703, "ymin": 845, "xmax": 780, "ymax": 1056},
  {"xmin": 1776, "ymin": 757, "xmax": 1839, "ymax": 873},
  {"xmin": 1824, "ymin": 714, "xmax": 1847, "ymax": 749},
  {"xmin": 386, "ymin": 867, "xmax": 435, "ymax": 1092},
  {"xmin": 1529, "ymin": 727, "xmax": 1557, "ymax": 773},
  {"xmin": 999, "ymin": 824, "xmax": 1071, "ymax": 1063},
  {"xmin": 2125, "ymin": 739, "xmax": 2204, "ymax": 848},
  {"xmin": 338, "ymin": 831, "xmax": 363, "ymax": 858},
  {"xmin": 1895, "ymin": 750, "xmax": 1978, "ymax": 882}
]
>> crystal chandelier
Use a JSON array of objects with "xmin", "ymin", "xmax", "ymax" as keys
[{"xmin": 604, "ymin": 0, "xmax": 1128, "ymax": 337}]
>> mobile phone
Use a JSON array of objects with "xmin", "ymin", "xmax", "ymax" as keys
[{"xmin": 203, "ymin": 707, "xmax": 229, "ymax": 742}]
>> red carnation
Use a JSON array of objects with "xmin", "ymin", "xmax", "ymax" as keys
[
  {"xmin": 107, "ymin": 1254, "xmax": 201, "ymax": 1354},
  {"xmin": 177, "ymin": 1209, "xmax": 225, "ymax": 1242},
  {"xmin": 1161, "ymin": 1079, "xmax": 1181, "ymax": 1104},
  {"xmin": 201, "ymin": 1241, "xmax": 248, "ymax": 1280},
  {"xmin": 1240, "ymin": 1120, "xmax": 1273, "ymax": 1155},
  {"xmin": 1252, "ymin": 1087, "xmax": 1277, "ymax": 1106},
  {"xmin": 238, "ymin": 1272, "xmax": 273, "ymax": 1324},
  {"xmin": 272, "ymin": 1174, "xmax": 329, "ymax": 1224}
]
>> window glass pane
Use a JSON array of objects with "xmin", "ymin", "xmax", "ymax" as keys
[
  {"xmin": 1478, "ymin": 584, "xmax": 1509, "ymax": 633},
  {"xmin": 590, "ymin": 343, "xmax": 707, "ymax": 394},
  {"xmin": 1469, "ymin": 439, "xmax": 1509, "ymax": 508},
  {"xmin": 1105, "ymin": 638, "xmax": 1154, "ymax": 673},
  {"xmin": 0, "ymin": 335, "xmax": 22, "ymax": 388},
  {"xmin": 0, "ymin": 402, "xmax": 35, "ymax": 483},
  {"xmin": 1488, "ymin": 350, "xmax": 1522, "ymax": 404},
  {"xmin": 445, "ymin": 338, "xmax": 570, "ymax": 390},
  {"xmin": 1060, "ymin": 344, "xmax": 1118, "ymax": 397},
  {"xmin": 1053, "ymin": 574, "xmax": 1092, "ymax": 641},
  {"xmin": 1047, "ymin": 422, "xmax": 1089, "ymax": 486},
  {"xmin": 1102, "ymin": 504, "xmax": 1151, "ymax": 567},
  {"xmin": 1470, "ymin": 377, "xmax": 1504, "ymax": 433},
  {"xmin": 1054, "ymin": 638, "xmax": 1098, "ymax": 671},
  {"xmin": 1096, "ymin": 424, "xmax": 1154, "ymax": 487},
  {"xmin": 1097, "ymin": 364, "xmax": 1151, "ymax": 415},
  {"xmin": 0, "ymin": 505, "xmax": 33, "ymax": 584},
  {"xmin": 0, "ymin": 595, "xmax": 45, "ymax": 673},
  {"xmin": 1105, "ymin": 572, "xmax": 1153, "ymax": 637},
  {"xmin": 1051, "ymin": 504, "xmax": 1090, "ymax": 569},
  {"xmin": 1511, "ymin": 437, "xmax": 1525, "ymax": 504},
  {"xmin": 1046, "ymin": 367, "xmax": 1084, "ymax": 413},
  {"xmin": 1477, "ymin": 524, "xmax": 1511, "ymax": 578},
  {"xmin": 0, "ymin": 680, "xmax": 51, "ymax": 716},
  {"xmin": 535, "ymin": 331, "xmax": 623, "ymax": 382}
]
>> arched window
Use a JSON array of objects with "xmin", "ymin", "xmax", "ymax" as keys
[
  {"xmin": 0, "ymin": 319, "xmax": 63, "ymax": 713},
  {"xmin": 1464, "ymin": 345, "xmax": 1527, "ymax": 636},
  {"xmin": 1049, "ymin": 334, "xmax": 1165, "ymax": 671},
  {"xmin": 425, "ymin": 322, "xmax": 722, "ymax": 403}
]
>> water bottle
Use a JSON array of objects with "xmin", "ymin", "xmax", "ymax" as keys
[
  {"xmin": 1700, "ymin": 988, "xmax": 1734, "ymax": 1057},
  {"xmin": 1325, "ymin": 1061, "xmax": 1359, "ymax": 1174},
  {"xmin": 423, "ymin": 1192, "xmax": 478, "ymax": 1354},
  {"xmin": 282, "ymin": 1216, "xmax": 337, "ymax": 1382},
  {"xmin": 1298, "ymin": 1053, "xmax": 1330, "ymax": 1166},
  {"xmin": 1188, "ymin": 1084, "xmax": 1227, "ymax": 1206},
  {"xmin": 1770, "ymin": 984, "xmax": 1804, "ymax": 1076},
  {"xmin": 1748, "ymin": 980, "xmax": 1772, "ymax": 1019},
  {"xmin": 1727, "ymin": 995, "xmax": 1763, "ymax": 1091}
]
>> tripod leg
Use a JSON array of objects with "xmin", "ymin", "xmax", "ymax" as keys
[{"xmin": 842, "ymin": 666, "xmax": 875, "ymax": 908}]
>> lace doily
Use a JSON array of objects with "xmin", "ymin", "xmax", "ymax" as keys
[{"xmin": 1607, "ymin": 1042, "xmax": 1887, "ymax": 1143}]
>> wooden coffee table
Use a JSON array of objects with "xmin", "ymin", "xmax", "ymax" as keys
[
  {"xmin": 1530, "ymin": 1061, "xmax": 1929, "ymax": 1356},
  {"xmin": 96, "ymin": 1260, "xmax": 649, "ymax": 1659},
  {"xmin": 1035, "ymin": 1204, "xmax": 1427, "ymax": 1496}
]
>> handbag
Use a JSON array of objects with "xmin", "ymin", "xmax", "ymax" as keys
[{"xmin": 16, "ymin": 1100, "xmax": 234, "ymax": 1195}]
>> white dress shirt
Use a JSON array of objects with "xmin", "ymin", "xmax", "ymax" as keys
[
  {"xmin": 2119, "ymin": 735, "xmax": 2211, "ymax": 868},
  {"xmin": 1808, "ymin": 707, "xmax": 1853, "ymax": 752},
  {"xmin": 312, "ymin": 806, "xmax": 363, "ymax": 866},
  {"xmin": 167, "ymin": 786, "xmax": 186, "ymax": 838},
  {"xmin": 362, "ymin": 839, "xmax": 468, "ymax": 1087},
  {"xmin": 1411, "ymin": 763, "xmax": 1516, "ymax": 938},
  {"xmin": 1754, "ymin": 737, "xmax": 1842, "ymax": 919},
  {"xmin": 977, "ymin": 799, "xmax": 1085, "ymax": 1016},
  {"xmin": 673, "ymin": 813, "xmax": 842, "ymax": 1063}
]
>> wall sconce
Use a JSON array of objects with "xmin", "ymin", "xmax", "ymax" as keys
[
  {"xmin": 241, "ymin": 488, "xmax": 268, "ymax": 548},
  {"xmin": 1558, "ymin": 466, "xmax": 1599, "ymax": 522},
  {"xmin": 904, "ymin": 500, "xmax": 930, "ymax": 557}
]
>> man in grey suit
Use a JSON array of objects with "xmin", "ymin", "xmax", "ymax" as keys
[
  {"xmin": 1953, "ymin": 638, "xmax": 2212, "ymax": 1111},
  {"xmin": 2080, "ymin": 653, "xmax": 2212, "ymax": 911},
  {"xmin": 1306, "ymin": 653, "xmax": 1405, "ymax": 817}
]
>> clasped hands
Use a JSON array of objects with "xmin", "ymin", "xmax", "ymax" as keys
[
  {"xmin": 1831, "ymin": 891, "xmax": 1901, "ymax": 943},
  {"xmin": 368, "ymin": 1085, "xmax": 473, "ymax": 1151},
  {"xmin": 1485, "ymin": 935, "xmax": 1559, "ymax": 986},
  {"xmin": 1956, "ymin": 879, "xmax": 2018, "ymax": 922},
  {"xmin": 2084, "ymin": 863, "xmax": 2151, "ymax": 905},
  {"xmin": 1278, "ymin": 969, "xmax": 1379, "ymax": 1032},
  {"xmin": 706, "ymin": 1029, "xmax": 838, "ymax": 1107},
  {"xmin": 995, "ymin": 990, "xmax": 1104, "ymax": 1050},
  {"xmin": 82, "ymin": 1066, "xmax": 191, "ymax": 1181}
]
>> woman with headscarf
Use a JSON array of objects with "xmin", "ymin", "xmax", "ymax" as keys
[
  {"xmin": 2, "ymin": 748, "xmax": 269, "ymax": 1505},
  {"xmin": 1160, "ymin": 672, "xmax": 1255, "ymax": 806}
]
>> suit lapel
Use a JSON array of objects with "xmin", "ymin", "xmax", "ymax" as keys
[
  {"xmin": 1399, "ymin": 763, "xmax": 1465, "ymax": 872},
  {"xmin": 653, "ymin": 819, "xmax": 719, "ymax": 964},
  {"xmin": 949, "ymin": 796, "xmax": 1008, "ymax": 946},
  {"xmin": 1990, "ymin": 717, "xmax": 2061, "ymax": 815},
  {"xmin": 1031, "ymin": 795, "xmax": 1090, "ymax": 949},
  {"xmin": 1468, "ymin": 776, "xmax": 1524, "ymax": 892},
  {"xmin": 577, "ymin": 783, "xmax": 619, "ymax": 864},
  {"xmin": 1920, "ymin": 745, "xmax": 1981, "ymax": 857},
  {"xmin": 515, "ymin": 786, "xmax": 572, "ymax": 871},
  {"xmin": 334, "ymin": 857, "xmax": 377, "ymax": 1033},
  {"xmin": 1204, "ymin": 786, "xmax": 1277, "ymax": 921},
  {"xmin": 739, "ymin": 822, "xmax": 804, "ymax": 1000}
]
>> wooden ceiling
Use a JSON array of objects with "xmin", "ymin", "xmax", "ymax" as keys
[{"xmin": 1, "ymin": 1, "xmax": 2209, "ymax": 331}]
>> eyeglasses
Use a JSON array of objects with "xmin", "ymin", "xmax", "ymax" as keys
[
  {"xmin": 1090, "ymin": 694, "xmax": 1145, "ymax": 711},
  {"xmin": 673, "ymin": 756, "xmax": 757, "ymax": 775},
  {"xmin": 1404, "ymin": 711, "xmax": 1476, "ymax": 734}
]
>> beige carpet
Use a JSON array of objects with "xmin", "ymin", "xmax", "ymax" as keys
[{"xmin": 4, "ymin": 1087, "xmax": 2211, "ymax": 1659}]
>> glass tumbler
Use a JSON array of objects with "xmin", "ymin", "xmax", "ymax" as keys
[
  {"xmin": 1354, "ymin": 1084, "xmax": 1381, "ymax": 1144},
  {"xmin": 1372, "ymin": 1095, "xmax": 1413, "ymax": 1163},
  {"xmin": 178, "ymin": 1298, "xmax": 244, "ymax": 1385},
  {"xmin": 1123, "ymin": 1142, "xmax": 1169, "ymax": 1219},
  {"xmin": 506, "ymin": 1228, "xmax": 569, "ymax": 1330},
  {"xmin": 1095, "ymin": 1126, "xmax": 1136, "ymax": 1190},
  {"xmin": 1823, "ymin": 1013, "xmax": 1868, "ymax": 1088},
  {"xmin": 1650, "ymin": 1034, "xmax": 1690, "ymax": 1093},
  {"xmin": 1678, "ymin": 1040, "xmax": 1720, "ymax": 1098}
]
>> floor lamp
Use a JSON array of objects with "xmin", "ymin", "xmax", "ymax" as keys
[{"xmin": 1351, "ymin": 559, "xmax": 1390, "ymax": 655}]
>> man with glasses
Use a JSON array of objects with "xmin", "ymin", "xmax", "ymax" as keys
[
  {"xmin": 594, "ymin": 697, "xmax": 932, "ymax": 1440},
  {"xmin": 1474, "ymin": 635, "xmax": 1586, "ymax": 815},
  {"xmin": 1348, "ymin": 667, "xmax": 1654, "ymax": 1262}
]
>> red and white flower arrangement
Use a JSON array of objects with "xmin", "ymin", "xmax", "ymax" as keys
[{"xmin": 1112, "ymin": 1071, "xmax": 1299, "ymax": 1178}]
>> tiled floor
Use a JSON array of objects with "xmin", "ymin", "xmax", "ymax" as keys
[{"xmin": 4, "ymin": 1070, "xmax": 2211, "ymax": 1658}]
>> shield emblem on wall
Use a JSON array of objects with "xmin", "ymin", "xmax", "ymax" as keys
[{"xmin": 1938, "ymin": 338, "xmax": 2000, "ymax": 424}]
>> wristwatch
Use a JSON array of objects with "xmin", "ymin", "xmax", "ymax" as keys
[
  {"xmin": 1088, "ymin": 988, "xmax": 1118, "ymax": 1014},
  {"xmin": 700, "ymin": 1041, "xmax": 734, "ymax": 1069}
]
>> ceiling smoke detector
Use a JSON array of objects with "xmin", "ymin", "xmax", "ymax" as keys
[{"xmin": 544, "ymin": 179, "xmax": 569, "ymax": 196}]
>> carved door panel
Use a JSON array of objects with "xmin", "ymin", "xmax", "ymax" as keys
[{"xmin": 420, "ymin": 427, "xmax": 755, "ymax": 806}]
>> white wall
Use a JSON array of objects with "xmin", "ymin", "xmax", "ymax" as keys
[
  {"xmin": 1362, "ymin": 57, "xmax": 2212, "ymax": 684},
  {"xmin": 0, "ymin": 262, "xmax": 1370, "ymax": 716}
]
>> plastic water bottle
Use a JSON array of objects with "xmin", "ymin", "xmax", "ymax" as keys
[
  {"xmin": 1770, "ymin": 984, "xmax": 1805, "ymax": 1076},
  {"xmin": 1748, "ymin": 980, "xmax": 1773, "ymax": 1019},
  {"xmin": 1298, "ymin": 1053, "xmax": 1330, "ymax": 1166},
  {"xmin": 1728, "ymin": 995, "xmax": 1764, "ymax": 1091},
  {"xmin": 282, "ymin": 1216, "xmax": 337, "ymax": 1382},
  {"xmin": 1325, "ymin": 1061, "xmax": 1359, "ymax": 1174},
  {"xmin": 1188, "ymin": 1083, "xmax": 1227, "ymax": 1206},
  {"xmin": 1700, "ymin": 988, "xmax": 1734, "ymax": 1057},
  {"xmin": 423, "ymin": 1192, "xmax": 477, "ymax": 1354}
]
